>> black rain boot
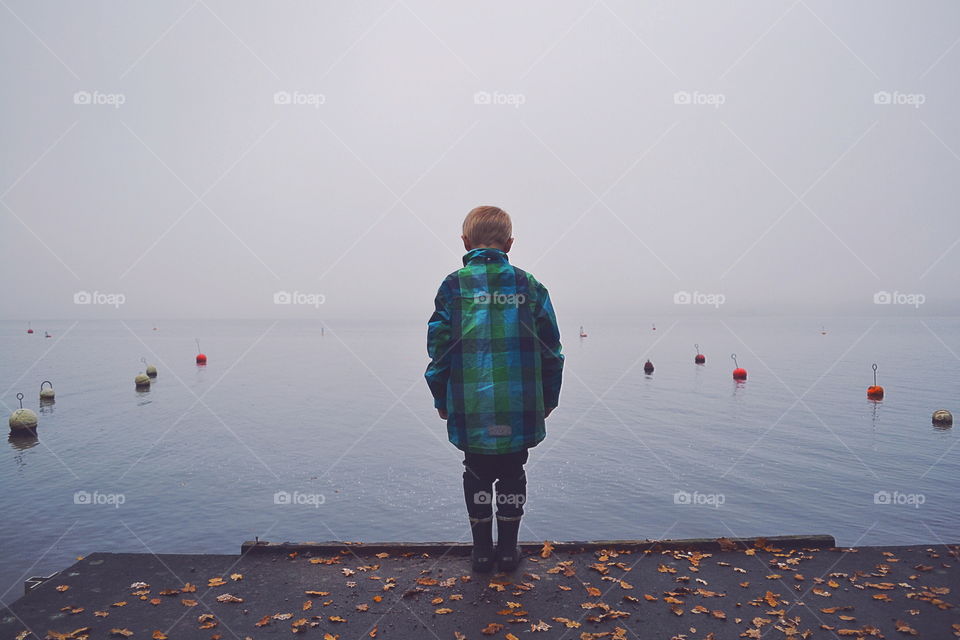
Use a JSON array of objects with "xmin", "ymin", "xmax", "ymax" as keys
[
  {"xmin": 495, "ymin": 516, "xmax": 522, "ymax": 572},
  {"xmin": 469, "ymin": 516, "xmax": 495, "ymax": 573}
]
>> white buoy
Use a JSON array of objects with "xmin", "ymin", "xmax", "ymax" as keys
[
  {"xmin": 9, "ymin": 393, "xmax": 38, "ymax": 432},
  {"xmin": 135, "ymin": 373, "xmax": 151, "ymax": 390},
  {"xmin": 39, "ymin": 380, "xmax": 55, "ymax": 400},
  {"xmin": 932, "ymin": 410, "xmax": 953, "ymax": 427}
]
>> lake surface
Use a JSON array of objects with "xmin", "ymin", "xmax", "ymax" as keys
[{"xmin": 1, "ymin": 317, "xmax": 957, "ymax": 597}]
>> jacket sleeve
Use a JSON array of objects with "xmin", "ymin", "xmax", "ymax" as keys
[
  {"xmin": 425, "ymin": 284, "xmax": 453, "ymax": 410},
  {"xmin": 535, "ymin": 283, "xmax": 564, "ymax": 408}
]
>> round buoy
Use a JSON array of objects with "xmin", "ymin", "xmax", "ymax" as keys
[
  {"xmin": 135, "ymin": 373, "xmax": 151, "ymax": 390},
  {"xmin": 932, "ymin": 410, "xmax": 952, "ymax": 427},
  {"xmin": 39, "ymin": 381, "xmax": 54, "ymax": 400},
  {"xmin": 644, "ymin": 360, "xmax": 654, "ymax": 374},
  {"xmin": 196, "ymin": 354, "xmax": 207, "ymax": 365},
  {"xmin": 694, "ymin": 343, "xmax": 705, "ymax": 364},
  {"xmin": 141, "ymin": 357, "xmax": 157, "ymax": 378},
  {"xmin": 867, "ymin": 363, "xmax": 883, "ymax": 400},
  {"xmin": 9, "ymin": 393, "xmax": 38, "ymax": 432},
  {"xmin": 731, "ymin": 353, "xmax": 747, "ymax": 380}
]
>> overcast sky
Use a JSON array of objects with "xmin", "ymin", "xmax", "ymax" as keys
[{"xmin": 1, "ymin": 1, "xmax": 958, "ymax": 320}]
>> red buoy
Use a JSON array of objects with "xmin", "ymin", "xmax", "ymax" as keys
[
  {"xmin": 26, "ymin": 321, "xmax": 33, "ymax": 334},
  {"xmin": 26, "ymin": 329, "xmax": 33, "ymax": 334},
  {"xmin": 731, "ymin": 353, "xmax": 747, "ymax": 380},
  {"xmin": 867, "ymin": 363, "xmax": 883, "ymax": 400},
  {"xmin": 644, "ymin": 360, "xmax": 654, "ymax": 374},
  {"xmin": 195, "ymin": 338, "xmax": 207, "ymax": 365},
  {"xmin": 694, "ymin": 343, "xmax": 705, "ymax": 364}
]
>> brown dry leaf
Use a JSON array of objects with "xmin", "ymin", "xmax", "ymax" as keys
[
  {"xmin": 552, "ymin": 617, "xmax": 581, "ymax": 628},
  {"xmin": 481, "ymin": 622, "xmax": 503, "ymax": 635},
  {"xmin": 110, "ymin": 630, "xmax": 134, "ymax": 638},
  {"xmin": 255, "ymin": 615, "xmax": 271, "ymax": 627},
  {"xmin": 643, "ymin": 594, "xmax": 657, "ymax": 601},
  {"xmin": 328, "ymin": 616, "xmax": 347, "ymax": 623},
  {"xmin": 304, "ymin": 590, "xmax": 330, "ymax": 596},
  {"xmin": 369, "ymin": 626, "xmax": 378, "ymax": 638},
  {"xmin": 230, "ymin": 573, "xmax": 242, "ymax": 581},
  {"xmin": 872, "ymin": 594, "xmax": 893, "ymax": 602},
  {"xmin": 540, "ymin": 541, "xmax": 554, "ymax": 558},
  {"xmin": 585, "ymin": 586, "xmax": 601, "ymax": 597},
  {"xmin": 181, "ymin": 582, "xmax": 196, "ymax": 593},
  {"xmin": 763, "ymin": 591, "xmax": 779, "ymax": 607},
  {"xmin": 180, "ymin": 599, "xmax": 197, "ymax": 607},
  {"xmin": 55, "ymin": 585, "xmax": 70, "ymax": 592},
  {"xmin": 215, "ymin": 594, "xmax": 243, "ymax": 603},
  {"xmin": 375, "ymin": 552, "xmax": 389, "ymax": 559},
  {"xmin": 323, "ymin": 634, "xmax": 339, "ymax": 640},
  {"xmin": 670, "ymin": 605, "xmax": 684, "ymax": 616},
  {"xmin": 531, "ymin": 620, "xmax": 551, "ymax": 631},
  {"xmin": 431, "ymin": 597, "xmax": 444, "ymax": 605},
  {"xmin": 711, "ymin": 609, "xmax": 727, "ymax": 620},
  {"xmin": 94, "ymin": 611, "xmax": 109, "ymax": 618},
  {"xmin": 291, "ymin": 618, "xmax": 309, "ymax": 634},
  {"xmin": 657, "ymin": 564, "xmax": 677, "ymax": 574},
  {"xmin": 373, "ymin": 595, "xmax": 383, "ymax": 603},
  {"xmin": 356, "ymin": 603, "xmax": 369, "ymax": 612},
  {"xmin": 505, "ymin": 635, "xmax": 520, "ymax": 640},
  {"xmin": 435, "ymin": 608, "xmax": 454, "ymax": 615},
  {"xmin": 152, "ymin": 631, "xmax": 168, "ymax": 640},
  {"xmin": 454, "ymin": 633, "xmax": 467, "ymax": 640},
  {"xmin": 273, "ymin": 613, "xmax": 294, "ymax": 621},
  {"xmin": 302, "ymin": 600, "xmax": 313, "ymax": 611},
  {"xmin": 148, "ymin": 598, "xmax": 161, "ymax": 606},
  {"xmin": 739, "ymin": 582, "xmax": 750, "ymax": 588},
  {"xmin": 894, "ymin": 620, "xmax": 918, "ymax": 635},
  {"xmin": 812, "ymin": 587, "xmax": 832, "ymax": 597},
  {"xmin": 207, "ymin": 577, "xmax": 226, "ymax": 587},
  {"xmin": 341, "ymin": 568, "xmax": 356, "ymax": 576},
  {"xmin": 416, "ymin": 577, "xmax": 438, "ymax": 586},
  {"xmin": 558, "ymin": 585, "xmax": 572, "ymax": 591},
  {"xmin": 111, "ymin": 602, "xmax": 127, "ymax": 607}
]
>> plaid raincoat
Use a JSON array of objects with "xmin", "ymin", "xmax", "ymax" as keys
[{"xmin": 425, "ymin": 248, "xmax": 564, "ymax": 454}]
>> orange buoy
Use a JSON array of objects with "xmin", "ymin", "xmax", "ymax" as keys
[
  {"xmin": 196, "ymin": 338, "xmax": 207, "ymax": 365},
  {"xmin": 694, "ymin": 343, "xmax": 705, "ymax": 364},
  {"xmin": 731, "ymin": 353, "xmax": 747, "ymax": 380},
  {"xmin": 644, "ymin": 360, "xmax": 654, "ymax": 374},
  {"xmin": 867, "ymin": 363, "xmax": 883, "ymax": 400}
]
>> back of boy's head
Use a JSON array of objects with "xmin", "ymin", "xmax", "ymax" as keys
[{"xmin": 463, "ymin": 206, "xmax": 512, "ymax": 249}]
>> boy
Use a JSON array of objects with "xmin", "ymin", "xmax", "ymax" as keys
[{"xmin": 425, "ymin": 206, "xmax": 564, "ymax": 572}]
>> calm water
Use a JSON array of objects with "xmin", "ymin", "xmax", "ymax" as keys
[{"xmin": 1, "ymin": 317, "xmax": 957, "ymax": 597}]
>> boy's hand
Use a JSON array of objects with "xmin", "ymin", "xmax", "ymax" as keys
[
  {"xmin": 545, "ymin": 406, "xmax": 556, "ymax": 418},
  {"xmin": 437, "ymin": 408, "xmax": 448, "ymax": 420}
]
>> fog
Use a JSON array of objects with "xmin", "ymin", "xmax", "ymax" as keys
[{"xmin": 2, "ymin": 1, "xmax": 958, "ymax": 321}]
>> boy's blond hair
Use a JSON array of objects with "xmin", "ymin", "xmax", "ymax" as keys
[{"xmin": 463, "ymin": 206, "xmax": 512, "ymax": 248}]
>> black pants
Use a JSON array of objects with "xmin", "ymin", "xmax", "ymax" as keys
[{"xmin": 462, "ymin": 449, "xmax": 528, "ymax": 521}]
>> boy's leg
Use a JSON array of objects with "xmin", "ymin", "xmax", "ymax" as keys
[
  {"xmin": 463, "ymin": 453, "xmax": 496, "ymax": 571},
  {"xmin": 493, "ymin": 449, "xmax": 529, "ymax": 571}
]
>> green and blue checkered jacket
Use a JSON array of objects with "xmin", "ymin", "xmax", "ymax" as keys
[{"xmin": 425, "ymin": 248, "xmax": 564, "ymax": 454}]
